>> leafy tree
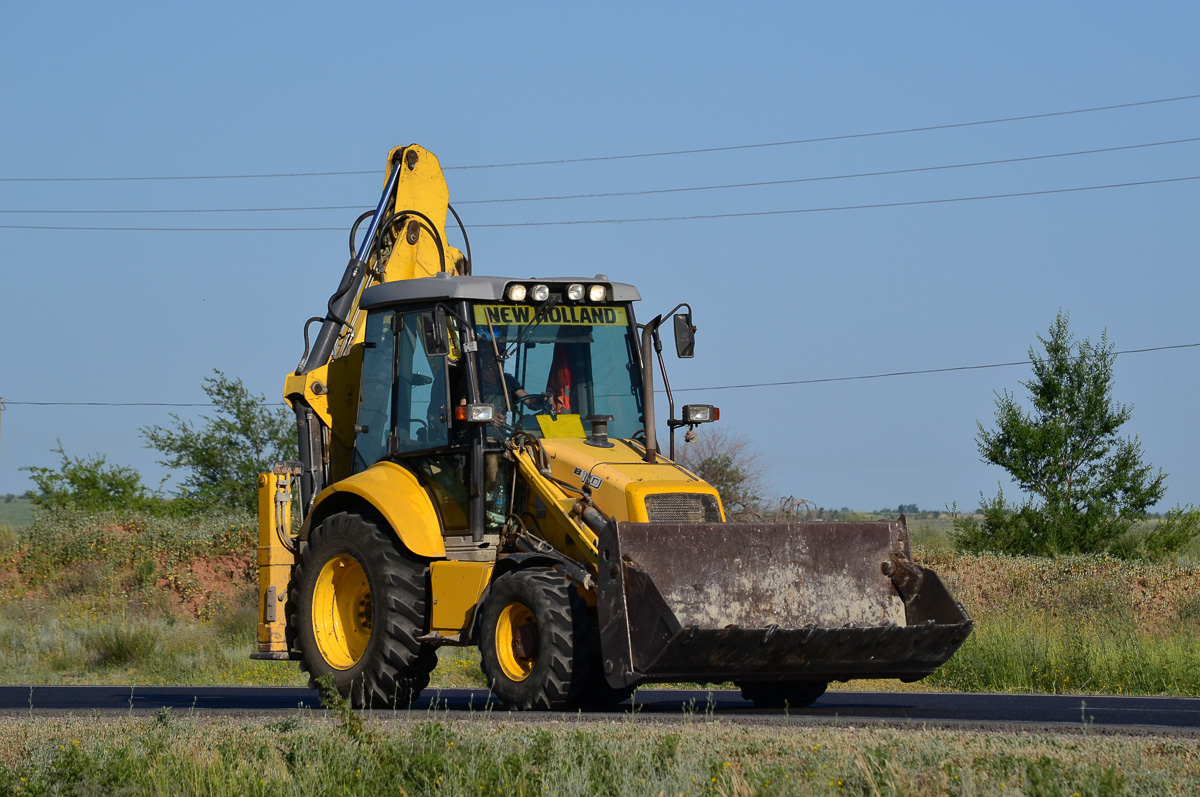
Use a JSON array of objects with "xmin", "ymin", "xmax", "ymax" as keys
[
  {"xmin": 141, "ymin": 371, "xmax": 296, "ymax": 512},
  {"xmin": 953, "ymin": 313, "xmax": 1171, "ymax": 556},
  {"xmin": 677, "ymin": 428, "xmax": 764, "ymax": 520},
  {"xmin": 22, "ymin": 443, "xmax": 153, "ymax": 511}
]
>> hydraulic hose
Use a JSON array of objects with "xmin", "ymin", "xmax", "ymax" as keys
[
  {"xmin": 298, "ymin": 154, "xmax": 406, "ymax": 375},
  {"xmin": 379, "ymin": 209, "xmax": 447, "ymax": 275},
  {"xmin": 447, "ymin": 203, "xmax": 472, "ymax": 274}
]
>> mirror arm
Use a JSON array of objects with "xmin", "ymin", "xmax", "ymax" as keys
[
  {"xmin": 662, "ymin": 302, "xmax": 692, "ymax": 320},
  {"xmin": 638, "ymin": 316, "xmax": 662, "ymax": 464},
  {"xmin": 651, "ymin": 324, "xmax": 678, "ymax": 461}
]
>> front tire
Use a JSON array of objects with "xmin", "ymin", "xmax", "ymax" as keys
[
  {"xmin": 477, "ymin": 568, "xmax": 590, "ymax": 710},
  {"xmin": 293, "ymin": 511, "xmax": 436, "ymax": 708}
]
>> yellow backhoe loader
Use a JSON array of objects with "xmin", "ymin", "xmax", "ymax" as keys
[{"xmin": 252, "ymin": 144, "xmax": 972, "ymax": 709}]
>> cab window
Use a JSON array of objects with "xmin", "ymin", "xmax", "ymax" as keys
[{"xmin": 353, "ymin": 308, "xmax": 451, "ymax": 471}]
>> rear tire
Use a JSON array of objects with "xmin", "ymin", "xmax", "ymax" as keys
[
  {"xmin": 293, "ymin": 511, "xmax": 436, "ymax": 708},
  {"xmin": 478, "ymin": 568, "xmax": 590, "ymax": 710},
  {"xmin": 737, "ymin": 681, "xmax": 828, "ymax": 709}
]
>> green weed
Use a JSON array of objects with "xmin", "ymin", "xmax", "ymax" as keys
[
  {"xmin": 83, "ymin": 621, "xmax": 160, "ymax": 668},
  {"xmin": 0, "ymin": 523, "xmax": 18, "ymax": 554},
  {"xmin": 2, "ymin": 717, "xmax": 1199, "ymax": 795},
  {"xmin": 7, "ymin": 505, "xmax": 1200, "ymax": 698}
]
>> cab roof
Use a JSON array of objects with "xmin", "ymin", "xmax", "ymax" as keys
[{"xmin": 360, "ymin": 273, "xmax": 641, "ymax": 309}]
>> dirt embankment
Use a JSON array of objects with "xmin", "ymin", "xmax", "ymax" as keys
[
  {"xmin": 156, "ymin": 551, "xmax": 255, "ymax": 619},
  {"xmin": 919, "ymin": 551, "xmax": 1200, "ymax": 635}
]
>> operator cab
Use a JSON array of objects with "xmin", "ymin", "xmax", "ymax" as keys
[{"xmin": 351, "ymin": 275, "xmax": 644, "ymax": 548}]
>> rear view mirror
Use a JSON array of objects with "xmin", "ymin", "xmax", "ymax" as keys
[
  {"xmin": 673, "ymin": 313, "xmax": 695, "ymax": 359},
  {"xmin": 420, "ymin": 308, "xmax": 450, "ymax": 357}
]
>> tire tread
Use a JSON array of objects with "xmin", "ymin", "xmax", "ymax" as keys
[{"xmin": 292, "ymin": 511, "xmax": 436, "ymax": 708}]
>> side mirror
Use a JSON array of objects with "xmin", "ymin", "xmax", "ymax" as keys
[
  {"xmin": 420, "ymin": 307, "xmax": 450, "ymax": 357},
  {"xmin": 673, "ymin": 312, "xmax": 695, "ymax": 359}
]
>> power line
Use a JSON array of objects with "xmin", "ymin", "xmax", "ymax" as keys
[
  {"xmin": 448, "ymin": 94, "xmax": 1200, "ymax": 170},
  {"xmin": 674, "ymin": 343, "xmax": 1200, "ymax": 394},
  {"xmin": 4, "ymin": 401, "xmax": 219, "ymax": 407},
  {"xmin": 469, "ymin": 175, "xmax": 1200, "ymax": 228},
  {"xmin": 456, "ymin": 137, "xmax": 1200, "ymax": 205},
  {"xmin": 0, "ymin": 204, "xmax": 368, "ymax": 215},
  {"xmin": 1, "ymin": 174, "xmax": 1196, "ymax": 232},
  {"xmin": 0, "ymin": 169, "xmax": 377, "ymax": 184},
  {"xmin": 2, "ymin": 93, "xmax": 1197, "ymax": 183},
  {"xmin": 6, "ymin": 343, "xmax": 1198, "ymax": 407},
  {"xmin": 5, "ymin": 136, "xmax": 1195, "ymax": 216}
]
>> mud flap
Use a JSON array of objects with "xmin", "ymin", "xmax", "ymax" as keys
[{"xmin": 595, "ymin": 519, "xmax": 972, "ymax": 689}]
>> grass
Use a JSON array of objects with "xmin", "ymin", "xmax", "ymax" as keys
[
  {"xmin": 7, "ymin": 505, "xmax": 1200, "ymax": 698},
  {"xmin": 909, "ymin": 516, "xmax": 956, "ymax": 553},
  {"xmin": 7, "ymin": 506, "xmax": 1200, "ymax": 793},
  {"xmin": 0, "ymin": 496, "xmax": 33, "ymax": 529},
  {"xmin": 0, "ymin": 508, "xmax": 308, "ymax": 688},
  {"xmin": 913, "ymin": 552, "xmax": 1200, "ymax": 696},
  {"xmin": 928, "ymin": 612, "xmax": 1200, "ymax": 695},
  {"xmin": 2, "ymin": 714, "xmax": 1198, "ymax": 796}
]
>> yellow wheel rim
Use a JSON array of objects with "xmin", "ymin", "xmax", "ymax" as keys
[
  {"xmin": 495, "ymin": 602, "xmax": 537, "ymax": 681},
  {"xmin": 312, "ymin": 554, "xmax": 372, "ymax": 670}
]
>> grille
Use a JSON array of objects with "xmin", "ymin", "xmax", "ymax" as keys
[{"xmin": 644, "ymin": 493, "xmax": 722, "ymax": 523}]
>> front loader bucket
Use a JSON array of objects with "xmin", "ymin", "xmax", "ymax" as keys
[{"xmin": 595, "ymin": 519, "xmax": 972, "ymax": 689}]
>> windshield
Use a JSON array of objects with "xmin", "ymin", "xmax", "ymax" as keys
[{"xmin": 473, "ymin": 303, "xmax": 644, "ymax": 440}]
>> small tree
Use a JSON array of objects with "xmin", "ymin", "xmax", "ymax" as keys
[
  {"xmin": 22, "ymin": 443, "xmax": 152, "ymax": 511},
  {"xmin": 677, "ymin": 428, "xmax": 765, "ymax": 520},
  {"xmin": 142, "ymin": 371, "xmax": 296, "ymax": 512},
  {"xmin": 953, "ymin": 313, "xmax": 1168, "ymax": 556}
]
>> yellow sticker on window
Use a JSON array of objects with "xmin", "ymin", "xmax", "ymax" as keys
[
  {"xmin": 474, "ymin": 304, "xmax": 628, "ymax": 326},
  {"xmin": 536, "ymin": 414, "xmax": 587, "ymax": 438}
]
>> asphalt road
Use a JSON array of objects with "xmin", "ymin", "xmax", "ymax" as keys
[{"xmin": 3, "ymin": 686, "xmax": 1199, "ymax": 734}]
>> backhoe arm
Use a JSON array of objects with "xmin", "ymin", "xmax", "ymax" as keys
[{"xmin": 287, "ymin": 145, "xmax": 466, "ymax": 512}]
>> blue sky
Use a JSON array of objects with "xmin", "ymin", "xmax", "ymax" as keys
[{"xmin": 2, "ymin": 2, "xmax": 1197, "ymax": 511}]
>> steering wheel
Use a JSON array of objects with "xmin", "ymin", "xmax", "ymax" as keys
[{"xmin": 515, "ymin": 392, "xmax": 557, "ymax": 419}]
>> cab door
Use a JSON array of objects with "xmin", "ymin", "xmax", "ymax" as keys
[{"xmin": 354, "ymin": 306, "xmax": 471, "ymax": 533}]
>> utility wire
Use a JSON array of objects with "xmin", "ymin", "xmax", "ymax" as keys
[
  {"xmin": 4, "ymin": 136, "xmax": 1195, "ymax": 216},
  {"xmin": 0, "ymin": 204, "xmax": 368, "ymax": 215},
  {"xmin": 456, "ymin": 137, "xmax": 1200, "ymax": 205},
  {"xmin": 1, "ymin": 93, "xmax": 1197, "ymax": 183},
  {"xmin": 469, "ymin": 175, "xmax": 1200, "ymax": 228},
  {"xmin": 5, "ymin": 401, "xmax": 222, "ymax": 407},
  {"xmin": 448, "ymin": 94, "xmax": 1200, "ymax": 170},
  {"xmin": 674, "ymin": 343, "xmax": 1200, "ymax": 394},
  {"xmin": 7, "ymin": 343, "xmax": 1198, "ymax": 407},
  {"xmin": 1, "ymin": 174, "xmax": 1196, "ymax": 232}
]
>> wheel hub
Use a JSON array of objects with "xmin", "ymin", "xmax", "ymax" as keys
[
  {"xmin": 312, "ymin": 554, "xmax": 372, "ymax": 670},
  {"xmin": 495, "ymin": 602, "xmax": 537, "ymax": 681}
]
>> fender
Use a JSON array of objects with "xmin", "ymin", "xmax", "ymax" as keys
[{"xmin": 302, "ymin": 460, "xmax": 446, "ymax": 559}]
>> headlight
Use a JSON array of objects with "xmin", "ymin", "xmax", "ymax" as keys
[
  {"xmin": 588, "ymin": 284, "xmax": 607, "ymax": 302},
  {"xmin": 682, "ymin": 404, "xmax": 718, "ymax": 423},
  {"xmin": 507, "ymin": 284, "xmax": 527, "ymax": 301},
  {"xmin": 567, "ymin": 283, "xmax": 584, "ymax": 301},
  {"xmin": 531, "ymin": 284, "xmax": 550, "ymax": 302},
  {"xmin": 466, "ymin": 404, "xmax": 495, "ymax": 423}
]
